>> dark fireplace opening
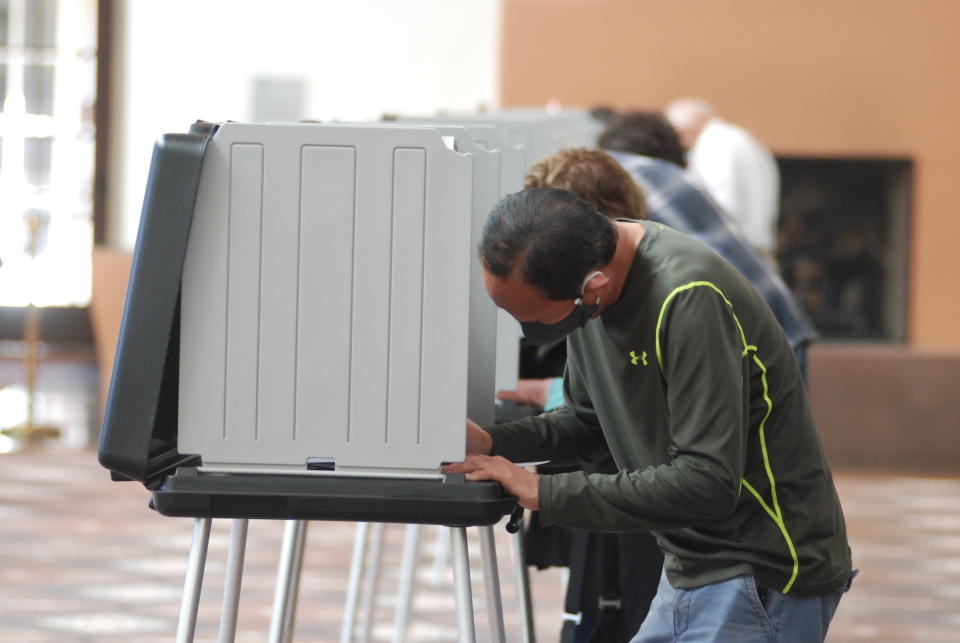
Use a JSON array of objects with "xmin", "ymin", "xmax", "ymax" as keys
[{"xmin": 776, "ymin": 156, "xmax": 912, "ymax": 342}]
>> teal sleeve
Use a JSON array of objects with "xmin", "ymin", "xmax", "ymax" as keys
[
  {"xmin": 539, "ymin": 286, "xmax": 749, "ymax": 531},
  {"xmin": 544, "ymin": 377, "xmax": 565, "ymax": 412}
]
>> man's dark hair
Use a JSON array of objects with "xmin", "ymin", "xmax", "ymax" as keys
[
  {"xmin": 479, "ymin": 188, "xmax": 618, "ymax": 301},
  {"xmin": 598, "ymin": 110, "xmax": 687, "ymax": 168}
]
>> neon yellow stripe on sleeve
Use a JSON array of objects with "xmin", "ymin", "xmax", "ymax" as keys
[{"xmin": 655, "ymin": 281, "xmax": 799, "ymax": 593}]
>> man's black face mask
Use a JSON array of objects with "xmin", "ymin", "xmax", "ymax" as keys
[{"xmin": 520, "ymin": 271, "xmax": 602, "ymax": 346}]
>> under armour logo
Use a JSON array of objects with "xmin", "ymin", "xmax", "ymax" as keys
[{"xmin": 630, "ymin": 350, "xmax": 648, "ymax": 366}]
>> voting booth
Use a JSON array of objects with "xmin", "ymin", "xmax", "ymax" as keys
[
  {"xmin": 98, "ymin": 110, "xmax": 602, "ymax": 642},
  {"xmin": 375, "ymin": 111, "xmax": 601, "ymax": 643},
  {"xmin": 98, "ymin": 121, "xmax": 519, "ymax": 643},
  {"xmin": 382, "ymin": 121, "xmax": 527, "ymax": 415},
  {"xmin": 395, "ymin": 111, "xmax": 601, "ymax": 400},
  {"xmin": 178, "ymin": 122, "xmax": 484, "ymax": 473},
  {"xmin": 333, "ymin": 122, "xmax": 531, "ymax": 642}
]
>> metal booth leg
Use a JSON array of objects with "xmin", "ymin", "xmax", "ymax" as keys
[
  {"xmin": 431, "ymin": 526, "xmax": 451, "ymax": 586},
  {"xmin": 341, "ymin": 522, "xmax": 369, "ymax": 643},
  {"xmin": 269, "ymin": 520, "xmax": 309, "ymax": 643},
  {"xmin": 218, "ymin": 518, "xmax": 249, "ymax": 643},
  {"xmin": 451, "ymin": 526, "xmax": 477, "ymax": 643},
  {"xmin": 510, "ymin": 526, "xmax": 536, "ymax": 643},
  {"xmin": 357, "ymin": 522, "xmax": 386, "ymax": 643},
  {"xmin": 177, "ymin": 517, "xmax": 213, "ymax": 643},
  {"xmin": 391, "ymin": 524, "xmax": 422, "ymax": 643},
  {"xmin": 479, "ymin": 525, "xmax": 506, "ymax": 643}
]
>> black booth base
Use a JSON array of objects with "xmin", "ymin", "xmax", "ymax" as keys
[{"xmin": 151, "ymin": 467, "xmax": 517, "ymax": 527}]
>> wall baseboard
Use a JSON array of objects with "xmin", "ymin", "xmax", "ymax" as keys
[{"xmin": 809, "ymin": 344, "xmax": 960, "ymax": 473}]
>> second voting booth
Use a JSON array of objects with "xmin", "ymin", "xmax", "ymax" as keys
[{"xmin": 99, "ymin": 112, "xmax": 601, "ymax": 642}]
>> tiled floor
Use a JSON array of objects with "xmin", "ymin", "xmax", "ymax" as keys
[
  {"xmin": 0, "ymin": 449, "xmax": 564, "ymax": 642},
  {"xmin": 1, "ymin": 352, "xmax": 959, "ymax": 641},
  {"xmin": 1, "ymin": 450, "xmax": 959, "ymax": 642}
]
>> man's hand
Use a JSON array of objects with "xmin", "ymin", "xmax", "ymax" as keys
[
  {"xmin": 466, "ymin": 418, "xmax": 493, "ymax": 456},
  {"xmin": 496, "ymin": 378, "xmax": 552, "ymax": 409},
  {"xmin": 442, "ymin": 455, "xmax": 540, "ymax": 510}
]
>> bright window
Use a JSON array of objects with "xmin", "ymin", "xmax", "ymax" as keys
[{"xmin": 0, "ymin": 0, "xmax": 97, "ymax": 307}]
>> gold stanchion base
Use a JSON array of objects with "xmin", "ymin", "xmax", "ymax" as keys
[{"xmin": 0, "ymin": 424, "xmax": 62, "ymax": 441}]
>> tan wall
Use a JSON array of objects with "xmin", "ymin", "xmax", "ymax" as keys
[
  {"xmin": 90, "ymin": 248, "xmax": 132, "ymax": 418},
  {"xmin": 501, "ymin": 0, "xmax": 960, "ymax": 347}
]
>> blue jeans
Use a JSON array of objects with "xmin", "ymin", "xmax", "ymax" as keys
[{"xmin": 630, "ymin": 570, "xmax": 854, "ymax": 642}]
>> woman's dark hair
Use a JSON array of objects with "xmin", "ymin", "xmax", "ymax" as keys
[
  {"xmin": 479, "ymin": 188, "xmax": 618, "ymax": 301},
  {"xmin": 598, "ymin": 110, "xmax": 687, "ymax": 168}
]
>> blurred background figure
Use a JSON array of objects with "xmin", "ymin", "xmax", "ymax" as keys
[
  {"xmin": 588, "ymin": 104, "xmax": 618, "ymax": 126},
  {"xmin": 595, "ymin": 110, "xmax": 687, "ymax": 169},
  {"xmin": 665, "ymin": 98, "xmax": 781, "ymax": 267}
]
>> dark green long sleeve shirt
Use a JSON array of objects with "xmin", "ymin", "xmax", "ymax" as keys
[{"xmin": 487, "ymin": 221, "xmax": 851, "ymax": 595}]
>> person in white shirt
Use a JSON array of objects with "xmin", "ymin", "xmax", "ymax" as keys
[{"xmin": 666, "ymin": 98, "xmax": 781, "ymax": 266}]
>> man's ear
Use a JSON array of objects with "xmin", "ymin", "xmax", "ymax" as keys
[{"xmin": 583, "ymin": 271, "xmax": 610, "ymax": 295}]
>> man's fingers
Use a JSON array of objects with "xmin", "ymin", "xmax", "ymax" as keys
[
  {"xmin": 465, "ymin": 469, "xmax": 494, "ymax": 482},
  {"xmin": 442, "ymin": 460, "xmax": 480, "ymax": 474},
  {"xmin": 496, "ymin": 389, "xmax": 522, "ymax": 401},
  {"xmin": 441, "ymin": 456, "xmax": 536, "ymax": 509},
  {"xmin": 442, "ymin": 454, "xmax": 495, "ymax": 474}
]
